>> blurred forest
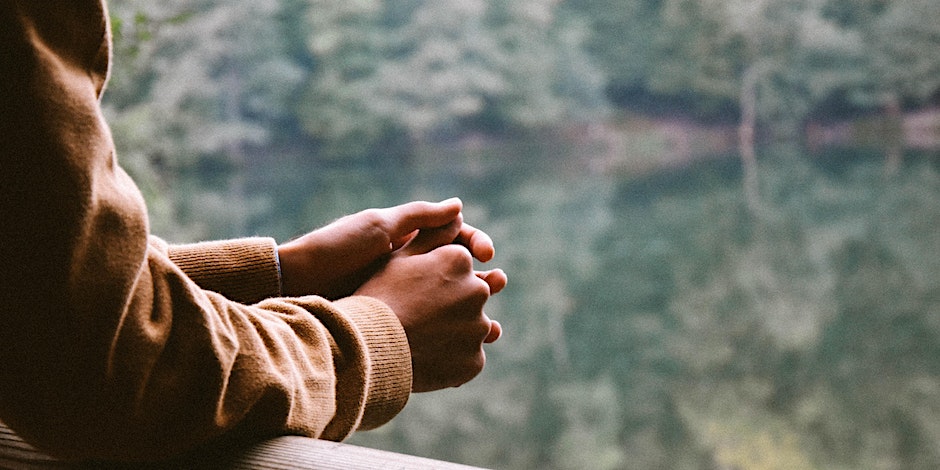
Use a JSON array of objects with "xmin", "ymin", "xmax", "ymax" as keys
[{"xmin": 103, "ymin": 0, "xmax": 940, "ymax": 468}]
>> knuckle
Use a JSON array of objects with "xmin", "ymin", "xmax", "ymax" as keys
[
  {"xmin": 459, "ymin": 277, "xmax": 491, "ymax": 307},
  {"xmin": 473, "ymin": 318, "xmax": 492, "ymax": 341},
  {"xmin": 360, "ymin": 208, "xmax": 385, "ymax": 228},
  {"xmin": 449, "ymin": 284, "xmax": 489, "ymax": 319},
  {"xmin": 473, "ymin": 276, "xmax": 491, "ymax": 298},
  {"xmin": 361, "ymin": 209, "xmax": 392, "ymax": 242},
  {"xmin": 439, "ymin": 244, "xmax": 474, "ymax": 270},
  {"xmin": 463, "ymin": 314, "xmax": 493, "ymax": 344}
]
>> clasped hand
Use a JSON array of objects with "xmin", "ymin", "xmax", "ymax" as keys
[{"xmin": 277, "ymin": 198, "xmax": 506, "ymax": 392}]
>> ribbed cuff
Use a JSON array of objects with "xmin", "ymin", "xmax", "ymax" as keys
[
  {"xmin": 167, "ymin": 237, "xmax": 282, "ymax": 305},
  {"xmin": 333, "ymin": 296, "xmax": 412, "ymax": 430}
]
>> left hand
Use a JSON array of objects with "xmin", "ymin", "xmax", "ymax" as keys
[{"xmin": 277, "ymin": 198, "xmax": 497, "ymax": 299}]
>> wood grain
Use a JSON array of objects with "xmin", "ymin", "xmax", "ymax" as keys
[{"xmin": 0, "ymin": 421, "xmax": 484, "ymax": 469}]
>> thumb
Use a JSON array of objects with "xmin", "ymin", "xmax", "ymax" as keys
[
  {"xmin": 399, "ymin": 215, "xmax": 463, "ymax": 255},
  {"xmin": 386, "ymin": 198, "xmax": 463, "ymax": 249}
]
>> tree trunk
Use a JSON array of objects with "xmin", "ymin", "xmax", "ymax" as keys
[
  {"xmin": 882, "ymin": 92, "xmax": 903, "ymax": 176},
  {"xmin": 739, "ymin": 63, "xmax": 762, "ymax": 215}
]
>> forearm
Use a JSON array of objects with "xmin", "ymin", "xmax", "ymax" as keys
[
  {"xmin": 3, "ymin": 246, "xmax": 411, "ymax": 461},
  {"xmin": 93, "ymin": 257, "xmax": 411, "ymax": 458}
]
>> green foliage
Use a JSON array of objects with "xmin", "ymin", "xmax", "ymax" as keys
[
  {"xmin": 575, "ymin": 0, "xmax": 940, "ymax": 134},
  {"xmin": 296, "ymin": 0, "xmax": 608, "ymax": 157},
  {"xmin": 868, "ymin": 0, "xmax": 940, "ymax": 103},
  {"xmin": 106, "ymin": 0, "xmax": 303, "ymax": 240},
  {"xmin": 106, "ymin": 0, "xmax": 940, "ymax": 200},
  {"xmin": 565, "ymin": 0, "xmax": 662, "ymax": 93}
]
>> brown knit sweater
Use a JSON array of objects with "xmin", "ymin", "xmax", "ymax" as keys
[{"xmin": 0, "ymin": 0, "xmax": 411, "ymax": 462}]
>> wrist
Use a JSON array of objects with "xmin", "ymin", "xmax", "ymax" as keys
[{"xmin": 276, "ymin": 239, "xmax": 311, "ymax": 297}]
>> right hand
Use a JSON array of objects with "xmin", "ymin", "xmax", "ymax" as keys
[{"xmin": 354, "ymin": 218, "xmax": 506, "ymax": 392}]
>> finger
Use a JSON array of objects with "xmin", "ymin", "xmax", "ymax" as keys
[
  {"xmin": 455, "ymin": 223, "xmax": 495, "ymax": 262},
  {"xmin": 484, "ymin": 320, "xmax": 502, "ymax": 344},
  {"xmin": 389, "ymin": 230, "xmax": 418, "ymax": 251},
  {"xmin": 385, "ymin": 199, "xmax": 463, "ymax": 247},
  {"xmin": 400, "ymin": 215, "xmax": 464, "ymax": 256},
  {"xmin": 476, "ymin": 269, "xmax": 507, "ymax": 295}
]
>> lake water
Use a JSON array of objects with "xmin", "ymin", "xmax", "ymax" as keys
[{"xmin": 250, "ymin": 139, "xmax": 940, "ymax": 469}]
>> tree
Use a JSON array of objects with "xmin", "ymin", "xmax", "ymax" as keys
[
  {"xmin": 564, "ymin": 0, "xmax": 664, "ymax": 102},
  {"xmin": 295, "ymin": 0, "xmax": 607, "ymax": 160},
  {"xmin": 871, "ymin": 0, "xmax": 940, "ymax": 103},
  {"xmin": 295, "ymin": 0, "xmax": 392, "ymax": 159},
  {"xmin": 106, "ymin": 0, "xmax": 303, "ymax": 240}
]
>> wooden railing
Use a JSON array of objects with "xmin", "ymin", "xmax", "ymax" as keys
[{"xmin": 0, "ymin": 421, "xmax": 484, "ymax": 469}]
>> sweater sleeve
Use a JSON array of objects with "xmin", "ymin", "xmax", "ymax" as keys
[
  {"xmin": 0, "ymin": 0, "xmax": 411, "ymax": 463},
  {"xmin": 165, "ymin": 238, "xmax": 283, "ymax": 304}
]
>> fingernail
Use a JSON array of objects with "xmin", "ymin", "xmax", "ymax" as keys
[{"xmin": 441, "ymin": 197, "xmax": 461, "ymax": 205}]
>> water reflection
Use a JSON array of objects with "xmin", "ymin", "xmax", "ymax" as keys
[{"xmin": 262, "ymin": 141, "xmax": 940, "ymax": 469}]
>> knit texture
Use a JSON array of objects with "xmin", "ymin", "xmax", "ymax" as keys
[
  {"xmin": 167, "ymin": 238, "xmax": 282, "ymax": 305},
  {"xmin": 0, "ymin": 0, "xmax": 411, "ymax": 462}
]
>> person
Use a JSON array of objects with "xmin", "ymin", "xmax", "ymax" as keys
[{"xmin": 0, "ymin": 0, "xmax": 507, "ymax": 463}]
